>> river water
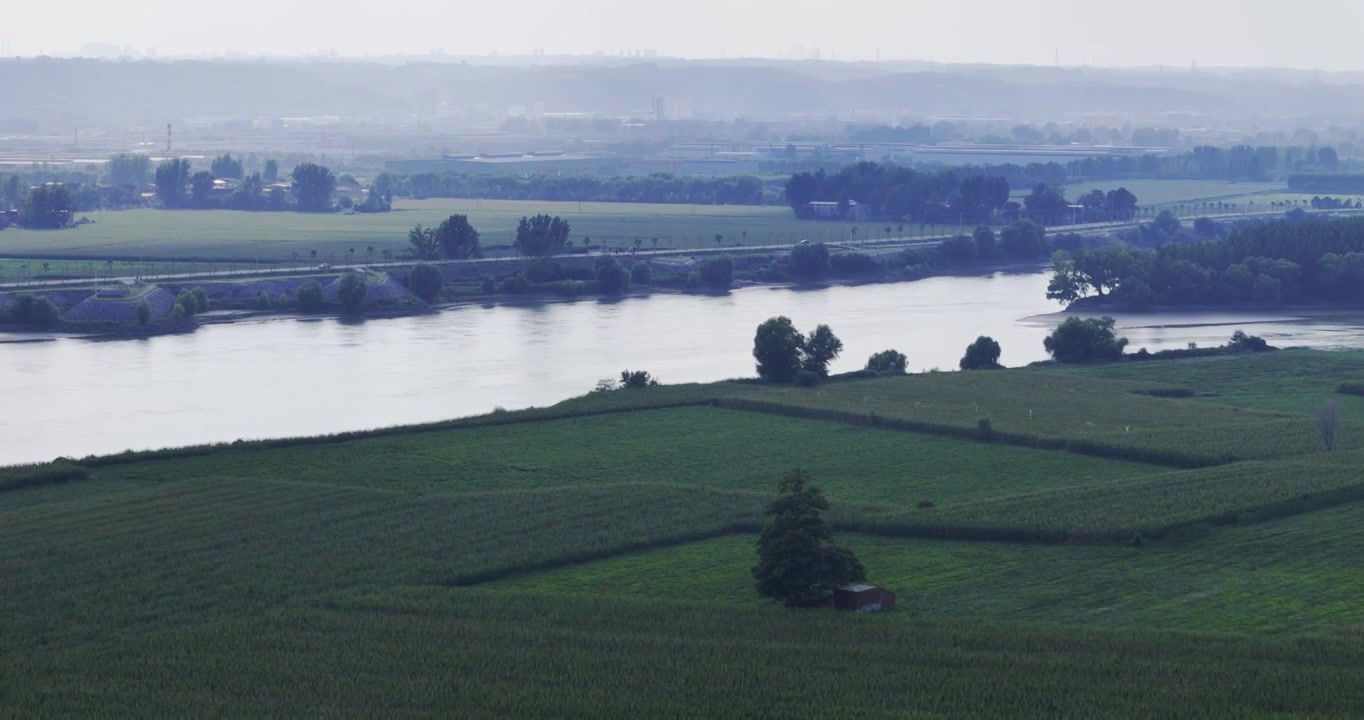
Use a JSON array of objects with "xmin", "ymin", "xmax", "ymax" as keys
[{"xmin": 4, "ymin": 270, "xmax": 1364, "ymax": 467}]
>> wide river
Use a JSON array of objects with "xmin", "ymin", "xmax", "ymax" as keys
[{"xmin": 4, "ymin": 270, "xmax": 1364, "ymax": 467}]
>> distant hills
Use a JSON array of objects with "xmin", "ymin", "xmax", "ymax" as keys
[{"xmin": 2, "ymin": 57, "xmax": 1362, "ymax": 130}]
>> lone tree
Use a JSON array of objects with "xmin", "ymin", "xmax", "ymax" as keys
[
  {"xmin": 434, "ymin": 214, "xmax": 482, "ymax": 259},
  {"xmin": 514, "ymin": 214, "xmax": 571, "ymax": 259},
  {"xmin": 802, "ymin": 324, "xmax": 843, "ymax": 377},
  {"xmin": 291, "ymin": 162, "xmax": 337, "ymax": 213},
  {"xmin": 753, "ymin": 470, "xmax": 866, "ymax": 608},
  {"xmin": 1044, "ymin": 317, "xmax": 1127, "ymax": 364},
  {"xmin": 865, "ymin": 349, "xmax": 908, "ymax": 374},
  {"xmin": 960, "ymin": 336, "xmax": 1003, "ymax": 370}
]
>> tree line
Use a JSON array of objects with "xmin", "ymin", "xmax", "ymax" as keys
[{"xmin": 1047, "ymin": 215, "xmax": 1364, "ymax": 308}]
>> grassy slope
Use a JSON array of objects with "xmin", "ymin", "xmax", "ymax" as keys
[
  {"xmin": 0, "ymin": 199, "xmax": 899, "ymax": 262},
  {"xmin": 495, "ymin": 502, "xmax": 1364, "ymax": 635},
  {"xmin": 105, "ymin": 406, "xmax": 1158, "ymax": 509}
]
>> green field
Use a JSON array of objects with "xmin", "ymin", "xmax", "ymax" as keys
[
  {"xmin": 0, "ymin": 199, "xmax": 934, "ymax": 264},
  {"xmin": 4, "ymin": 350, "xmax": 1364, "ymax": 715},
  {"xmin": 1055, "ymin": 179, "xmax": 1286, "ymax": 207}
]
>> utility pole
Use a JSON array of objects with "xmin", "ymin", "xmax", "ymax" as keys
[{"xmin": 166, "ymin": 123, "xmax": 172, "ymax": 153}]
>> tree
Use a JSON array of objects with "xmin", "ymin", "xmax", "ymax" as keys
[
  {"xmin": 107, "ymin": 153, "xmax": 151, "ymax": 187},
  {"xmin": 1044, "ymin": 317, "xmax": 1128, "ymax": 364},
  {"xmin": 1152, "ymin": 210, "xmax": 1182, "ymax": 237},
  {"xmin": 619, "ymin": 370, "xmax": 659, "ymax": 389},
  {"xmin": 291, "ymin": 163, "xmax": 337, "ymax": 212},
  {"xmin": 136, "ymin": 300, "xmax": 151, "ymax": 326},
  {"xmin": 210, "ymin": 153, "xmax": 243, "ymax": 179},
  {"xmin": 595, "ymin": 256, "xmax": 630, "ymax": 296},
  {"xmin": 296, "ymin": 280, "xmax": 325, "ymax": 312},
  {"xmin": 699, "ymin": 256, "xmax": 734, "ymax": 290},
  {"xmin": 1024, "ymin": 183, "xmax": 1069, "ymax": 224},
  {"xmin": 262, "ymin": 159, "xmax": 279, "ymax": 183},
  {"xmin": 407, "ymin": 263, "xmax": 444, "ymax": 302},
  {"xmin": 407, "ymin": 225, "xmax": 441, "ymax": 260},
  {"xmin": 973, "ymin": 225, "xmax": 997, "ymax": 260},
  {"xmin": 999, "ymin": 219, "xmax": 1046, "ymax": 259},
  {"xmin": 865, "ymin": 349, "xmax": 907, "ymax": 374},
  {"xmin": 175, "ymin": 290, "xmax": 199, "ymax": 318},
  {"xmin": 514, "ymin": 214, "xmax": 571, "ymax": 258},
  {"xmin": 1193, "ymin": 217, "xmax": 1219, "ymax": 238},
  {"xmin": 802, "ymin": 324, "xmax": 843, "ymax": 377},
  {"xmin": 433, "ymin": 214, "xmax": 481, "ymax": 259},
  {"xmin": 630, "ymin": 261, "xmax": 651, "ymax": 285},
  {"xmin": 752, "ymin": 470, "xmax": 866, "ymax": 608},
  {"xmin": 154, "ymin": 158, "xmax": 191, "ymax": 208},
  {"xmin": 754, "ymin": 316, "xmax": 805, "ymax": 383},
  {"xmin": 4, "ymin": 294, "xmax": 61, "ymax": 327},
  {"xmin": 789, "ymin": 241, "xmax": 831, "ymax": 279},
  {"xmin": 190, "ymin": 171, "xmax": 216, "ymax": 209},
  {"xmin": 940, "ymin": 234, "xmax": 978, "ymax": 265},
  {"xmin": 960, "ymin": 336, "xmax": 1003, "ymax": 370},
  {"xmin": 18, "ymin": 185, "xmax": 74, "ymax": 229},
  {"xmin": 337, "ymin": 273, "xmax": 367, "ymax": 313}
]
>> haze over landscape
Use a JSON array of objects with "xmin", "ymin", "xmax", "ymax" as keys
[
  {"xmin": 8, "ymin": 0, "xmax": 1364, "ymax": 69},
  {"xmin": 3, "ymin": 2, "xmax": 1364, "ymax": 717}
]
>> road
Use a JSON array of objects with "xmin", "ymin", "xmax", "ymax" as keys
[{"xmin": 1, "ymin": 208, "xmax": 1354, "ymax": 291}]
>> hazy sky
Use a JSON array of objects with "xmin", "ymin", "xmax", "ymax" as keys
[{"xmin": 7, "ymin": 0, "xmax": 1364, "ymax": 70}]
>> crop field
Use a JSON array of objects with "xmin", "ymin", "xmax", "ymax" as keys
[
  {"xmin": 495, "ymin": 501, "xmax": 1364, "ymax": 635},
  {"xmin": 0, "ymin": 199, "xmax": 939, "ymax": 264},
  {"xmin": 721, "ymin": 370, "xmax": 1326, "ymax": 464},
  {"xmin": 4, "ymin": 351, "xmax": 1364, "ymax": 715},
  {"xmin": 104, "ymin": 406, "xmax": 1159, "ymax": 509},
  {"xmin": 1055, "ymin": 179, "xmax": 1286, "ymax": 207}
]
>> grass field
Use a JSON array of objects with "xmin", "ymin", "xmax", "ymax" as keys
[
  {"xmin": 4, "ymin": 351, "xmax": 1364, "ymax": 715},
  {"xmin": 0, "ymin": 199, "xmax": 941, "ymax": 264},
  {"xmin": 1054, "ymin": 179, "xmax": 1286, "ymax": 207},
  {"xmin": 495, "ymin": 501, "xmax": 1364, "ymax": 635}
]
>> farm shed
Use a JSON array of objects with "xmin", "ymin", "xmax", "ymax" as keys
[{"xmin": 834, "ymin": 584, "xmax": 895, "ymax": 612}]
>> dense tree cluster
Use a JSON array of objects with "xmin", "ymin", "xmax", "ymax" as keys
[
  {"xmin": 785, "ymin": 162, "xmax": 1011, "ymax": 224},
  {"xmin": 408, "ymin": 214, "xmax": 482, "ymax": 261},
  {"xmin": 1046, "ymin": 216, "xmax": 1364, "ymax": 309}
]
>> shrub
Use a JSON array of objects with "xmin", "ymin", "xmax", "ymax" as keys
[
  {"xmin": 175, "ymin": 290, "xmax": 198, "ymax": 318},
  {"xmin": 191, "ymin": 287, "xmax": 209, "ymax": 313},
  {"xmin": 136, "ymin": 300, "xmax": 152, "ymax": 325},
  {"xmin": 337, "ymin": 273, "xmax": 368, "ymax": 313},
  {"xmin": 866, "ymin": 349, "xmax": 908, "ymax": 374},
  {"xmin": 795, "ymin": 370, "xmax": 821, "ymax": 387},
  {"xmin": 1044, "ymin": 317, "xmax": 1127, "ymax": 364},
  {"xmin": 499, "ymin": 274, "xmax": 530, "ymax": 294},
  {"xmin": 630, "ymin": 261, "xmax": 651, "ymax": 285},
  {"xmin": 977, "ymin": 417, "xmax": 994, "ymax": 442},
  {"xmin": 296, "ymin": 281, "xmax": 325, "ymax": 312},
  {"xmin": 480, "ymin": 275, "xmax": 496, "ymax": 294},
  {"xmin": 960, "ymin": 336, "xmax": 1003, "ymax": 370},
  {"xmin": 917, "ymin": 501, "xmax": 936, "ymax": 510},
  {"xmin": 4, "ymin": 294, "xmax": 61, "ymax": 327},
  {"xmin": 1228, "ymin": 330, "xmax": 1271, "ymax": 353},
  {"xmin": 407, "ymin": 263, "xmax": 444, "ymax": 302},
  {"xmin": 830, "ymin": 253, "xmax": 882, "ymax": 277},
  {"xmin": 595, "ymin": 257, "xmax": 630, "ymax": 296},
  {"xmin": 1336, "ymin": 382, "xmax": 1364, "ymax": 397},
  {"xmin": 789, "ymin": 241, "xmax": 831, "ymax": 279},
  {"xmin": 699, "ymin": 256, "xmax": 734, "ymax": 290}
]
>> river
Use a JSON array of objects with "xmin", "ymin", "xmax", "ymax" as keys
[{"xmin": 4, "ymin": 270, "xmax": 1364, "ymax": 467}]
